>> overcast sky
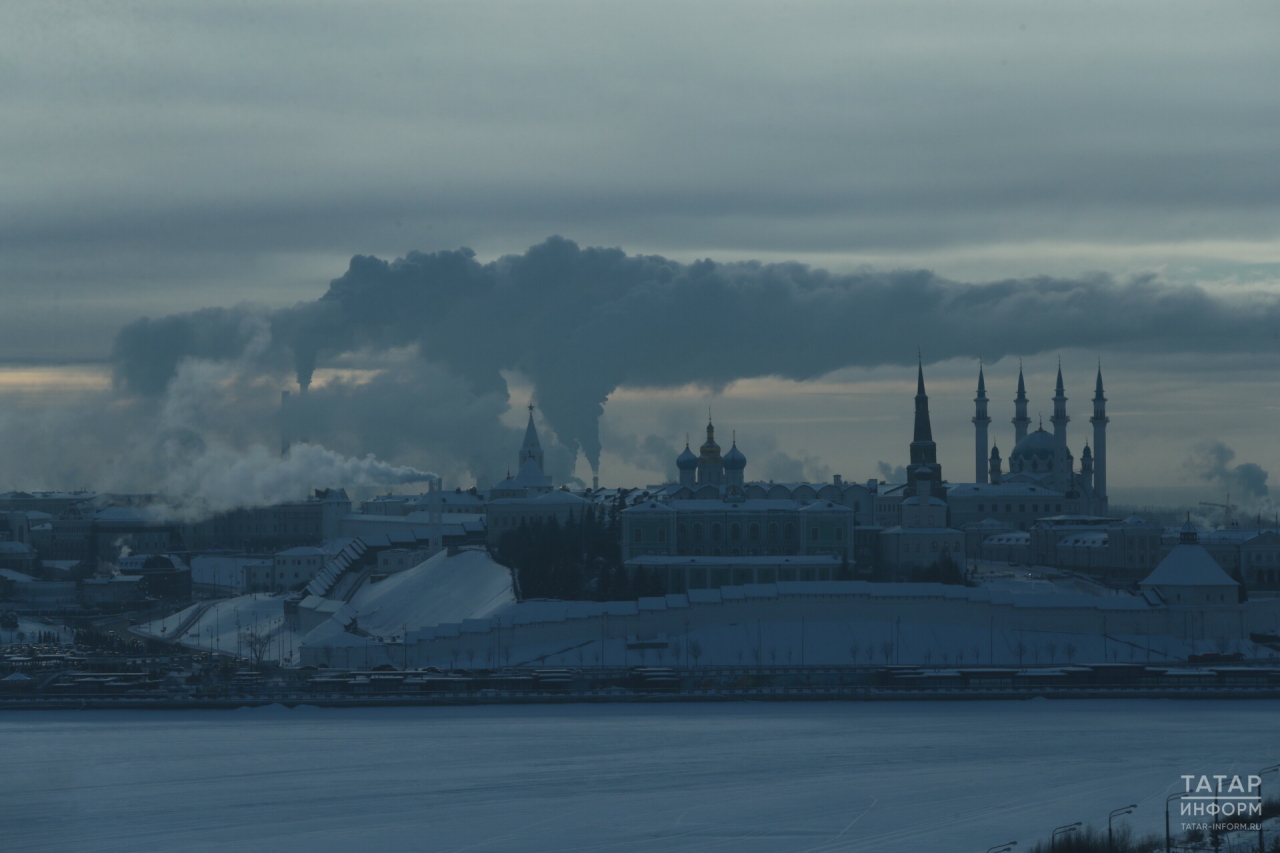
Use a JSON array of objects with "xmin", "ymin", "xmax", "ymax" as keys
[{"xmin": 1, "ymin": 2, "xmax": 1277, "ymax": 510}]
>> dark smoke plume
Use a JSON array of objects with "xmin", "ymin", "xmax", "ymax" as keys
[{"xmin": 111, "ymin": 237, "xmax": 1280, "ymax": 478}]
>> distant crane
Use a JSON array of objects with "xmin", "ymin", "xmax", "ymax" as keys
[{"xmin": 1199, "ymin": 494, "xmax": 1237, "ymax": 528}]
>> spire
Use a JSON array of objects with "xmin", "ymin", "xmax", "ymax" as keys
[
  {"xmin": 913, "ymin": 359, "xmax": 933, "ymax": 444},
  {"xmin": 909, "ymin": 359, "xmax": 940, "ymax": 478},
  {"xmin": 1013, "ymin": 359, "xmax": 1031, "ymax": 443},
  {"xmin": 973, "ymin": 362, "xmax": 991, "ymax": 483},
  {"xmin": 1051, "ymin": 359, "xmax": 1069, "ymax": 445},
  {"xmin": 519, "ymin": 405, "xmax": 545, "ymax": 472},
  {"xmin": 1089, "ymin": 361, "xmax": 1108, "ymax": 509}
]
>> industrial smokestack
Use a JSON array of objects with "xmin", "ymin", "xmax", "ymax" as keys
[{"xmin": 280, "ymin": 390, "xmax": 291, "ymax": 457}]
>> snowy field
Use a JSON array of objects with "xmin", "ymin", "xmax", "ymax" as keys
[{"xmin": 3, "ymin": 700, "xmax": 1277, "ymax": 852}]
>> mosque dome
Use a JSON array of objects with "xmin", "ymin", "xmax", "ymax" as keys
[
  {"xmin": 723, "ymin": 442, "xmax": 747, "ymax": 470},
  {"xmin": 1010, "ymin": 428, "xmax": 1057, "ymax": 462},
  {"xmin": 676, "ymin": 445, "xmax": 698, "ymax": 470}
]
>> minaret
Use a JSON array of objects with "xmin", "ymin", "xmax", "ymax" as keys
[
  {"xmin": 1090, "ymin": 365, "xmax": 1109, "ymax": 509},
  {"xmin": 989, "ymin": 445, "xmax": 1002, "ymax": 485},
  {"xmin": 1051, "ymin": 360, "xmax": 1069, "ymax": 447},
  {"xmin": 519, "ymin": 404, "xmax": 544, "ymax": 472},
  {"xmin": 909, "ymin": 359, "xmax": 942, "ymax": 483},
  {"xmin": 1013, "ymin": 362, "xmax": 1031, "ymax": 445},
  {"xmin": 972, "ymin": 364, "xmax": 991, "ymax": 483},
  {"xmin": 1080, "ymin": 443, "xmax": 1094, "ymax": 491}
]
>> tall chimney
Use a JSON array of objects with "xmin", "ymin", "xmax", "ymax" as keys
[{"xmin": 280, "ymin": 390, "xmax": 291, "ymax": 457}]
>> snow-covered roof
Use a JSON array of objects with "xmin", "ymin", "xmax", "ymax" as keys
[
  {"xmin": 275, "ymin": 546, "xmax": 328, "ymax": 557},
  {"xmin": 627, "ymin": 554, "xmax": 841, "ymax": 566},
  {"xmin": 945, "ymin": 483, "xmax": 1065, "ymax": 497},
  {"xmin": 982, "ymin": 531, "xmax": 1031, "ymax": 545},
  {"xmin": 1141, "ymin": 545, "xmax": 1239, "ymax": 588},
  {"xmin": 881, "ymin": 526, "xmax": 964, "ymax": 535},
  {"xmin": 902, "ymin": 496, "xmax": 948, "ymax": 507}
]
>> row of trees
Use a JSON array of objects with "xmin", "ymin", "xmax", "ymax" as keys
[
  {"xmin": 496, "ymin": 509, "xmax": 972, "ymax": 602},
  {"xmin": 495, "ymin": 507, "xmax": 663, "ymax": 601}
]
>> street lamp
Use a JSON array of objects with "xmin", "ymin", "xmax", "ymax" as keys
[
  {"xmin": 1166, "ymin": 791, "xmax": 1187, "ymax": 853},
  {"xmin": 1052, "ymin": 822, "xmax": 1081, "ymax": 852},
  {"xmin": 1259, "ymin": 764, "xmax": 1280, "ymax": 853},
  {"xmin": 985, "ymin": 843, "xmax": 1017, "ymax": 853},
  {"xmin": 1109, "ymin": 805, "xmax": 1136, "ymax": 852}
]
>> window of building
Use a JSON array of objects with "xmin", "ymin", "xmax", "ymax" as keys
[
  {"xmin": 678, "ymin": 523, "xmax": 687, "ymax": 538},
  {"xmin": 768, "ymin": 523, "xmax": 779, "ymax": 541},
  {"xmin": 711, "ymin": 523, "xmax": 722, "ymax": 541},
  {"xmin": 730, "ymin": 523, "xmax": 741, "ymax": 541},
  {"xmin": 810, "ymin": 527, "xmax": 819, "ymax": 541},
  {"xmin": 1019, "ymin": 505, "xmax": 1025, "ymax": 512},
  {"xmin": 784, "ymin": 523, "xmax": 795, "ymax": 540},
  {"xmin": 632, "ymin": 528, "xmax": 642, "ymax": 542},
  {"xmin": 693, "ymin": 523, "xmax": 703, "ymax": 541},
  {"xmin": 1055, "ymin": 504, "xmax": 1062, "ymax": 512},
  {"xmin": 835, "ymin": 527, "xmax": 844, "ymax": 541},
  {"xmin": 749, "ymin": 523, "xmax": 760, "ymax": 541},
  {"xmin": 1005, "ymin": 504, "xmax": 1012, "ymax": 512},
  {"xmin": 657, "ymin": 528, "xmax": 667, "ymax": 543}
]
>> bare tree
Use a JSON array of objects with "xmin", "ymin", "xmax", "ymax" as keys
[
  {"xmin": 1045, "ymin": 641, "xmax": 1057, "ymax": 664},
  {"xmin": 849, "ymin": 643, "xmax": 860, "ymax": 664},
  {"xmin": 1064, "ymin": 642, "xmax": 1077, "ymax": 664},
  {"xmin": 955, "ymin": 648, "xmax": 965, "ymax": 666},
  {"xmin": 689, "ymin": 640, "xmax": 703, "ymax": 667},
  {"xmin": 941, "ymin": 651, "xmax": 950, "ymax": 666},
  {"xmin": 1032, "ymin": 644, "xmax": 1041, "ymax": 664},
  {"xmin": 1215, "ymin": 636, "xmax": 1231, "ymax": 655},
  {"xmin": 1016, "ymin": 641, "xmax": 1027, "ymax": 666},
  {"xmin": 879, "ymin": 641, "xmax": 894, "ymax": 664},
  {"xmin": 864, "ymin": 645, "xmax": 875, "ymax": 664},
  {"xmin": 923, "ymin": 649, "xmax": 933, "ymax": 667},
  {"xmin": 240, "ymin": 628, "xmax": 271, "ymax": 665},
  {"xmin": 769, "ymin": 647, "xmax": 777, "ymax": 665},
  {"xmin": 736, "ymin": 649, "xmax": 744, "ymax": 665},
  {"xmin": 466, "ymin": 649, "xmax": 476, "ymax": 667}
]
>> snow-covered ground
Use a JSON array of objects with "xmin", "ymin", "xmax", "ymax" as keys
[
  {"xmin": 2, "ymin": 700, "xmax": 1276, "ymax": 852},
  {"xmin": 1, "ymin": 618, "xmax": 74, "ymax": 647},
  {"xmin": 135, "ymin": 594, "xmax": 304, "ymax": 664}
]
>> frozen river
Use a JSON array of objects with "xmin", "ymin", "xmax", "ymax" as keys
[{"xmin": 3, "ymin": 699, "xmax": 1276, "ymax": 852}]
